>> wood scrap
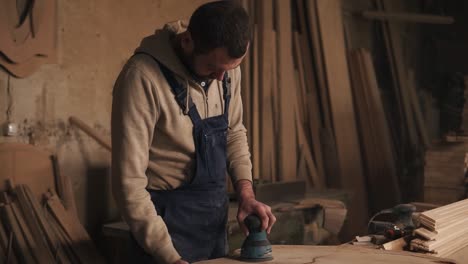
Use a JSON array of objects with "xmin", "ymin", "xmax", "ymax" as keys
[{"xmin": 383, "ymin": 237, "xmax": 407, "ymax": 251}]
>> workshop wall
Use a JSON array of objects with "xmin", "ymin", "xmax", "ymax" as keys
[
  {"xmin": 1, "ymin": 0, "xmax": 465, "ymax": 243},
  {"xmin": 0, "ymin": 0, "xmax": 212, "ymax": 230}
]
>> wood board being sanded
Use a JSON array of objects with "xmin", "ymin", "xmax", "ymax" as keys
[{"xmin": 195, "ymin": 245, "xmax": 456, "ymax": 264}]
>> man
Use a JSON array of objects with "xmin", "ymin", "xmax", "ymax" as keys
[{"xmin": 111, "ymin": 1, "xmax": 276, "ymax": 263}]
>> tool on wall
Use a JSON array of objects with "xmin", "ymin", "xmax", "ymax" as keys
[
  {"xmin": 240, "ymin": 214, "xmax": 273, "ymax": 262},
  {"xmin": 368, "ymin": 204, "xmax": 416, "ymax": 240}
]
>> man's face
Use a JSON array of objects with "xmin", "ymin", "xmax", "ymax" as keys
[{"xmin": 190, "ymin": 47, "xmax": 246, "ymax": 81}]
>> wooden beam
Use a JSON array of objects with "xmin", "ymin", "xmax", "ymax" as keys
[
  {"xmin": 258, "ymin": 0, "xmax": 276, "ymax": 182},
  {"xmin": 315, "ymin": 0, "xmax": 368, "ymax": 234},
  {"xmin": 361, "ymin": 11, "xmax": 454, "ymax": 24},
  {"xmin": 275, "ymin": 0, "xmax": 298, "ymax": 182},
  {"xmin": 251, "ymin": 23, "xmax": 260, "ymax": 180}
]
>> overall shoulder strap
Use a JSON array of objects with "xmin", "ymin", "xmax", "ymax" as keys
[
  {"xmin": 222, "ymin": 72, "xmax": 231, "ymax": 118},
  {"xmin": 146, "ymin": 55, "xmax": 202, "ymax": 124}
]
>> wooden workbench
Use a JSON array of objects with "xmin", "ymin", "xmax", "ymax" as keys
[{"xmin": 195, "ymin": 245, "xmax": 457, "ymax": 264}]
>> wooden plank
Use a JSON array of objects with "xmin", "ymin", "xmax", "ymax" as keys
[
  {"xmin": 51, "ymin": 155, "xmax": 78, "ymax": 218},
  {"xmin": 251, "ymin": 22, "xmax": 260, "ymax": 180},
  {"xmin": 315, "ymin": 0, "xmax": 368, "ymax": 234},
  {"xmin": 304, "ymin": 0, "xmax": 332, "ymax": 130},
  {"xmin": 406, "ymin": 70, "xmax": 431, "ymax": 148},
  {"xmin": 24, "ymin": 185, "xmax": 71, "ymax": 264},
  {"xmin": 300, "ymin": 0, "xmax": 340, "ymax": 189},
  {"xmin": 15, "ymin": 185, "xmax": 56, "ymax": 263},
  {"xmin": 275, "ymin": 0, "xmax": 297, "ymax": 182},
  {"xmin": 258, "ymin": 0, "xmax": 276, "ymax": 183},
  {"xmin": 421, "ymin": 198, "xmax": 468, "ymax": 218},
  {"xmin": 296, "ymin": 115, "xmax": 323, "ymax": 188},
  {"xmin": 5, "ymin": 231, "xmax": 18, "ymax": 264},
  {"xmin": 270, "ymin": 29, "xmax": 279, "ymax": 182},
  {"xmin": 44, "ymin": 206, "xmax": 80, "ymax": 264},
  {"xmin": 46, "ymin": 192, "xmax": 105, "ymax": 263},
  {"xmin": 11, "ymin": 200, "xmax": 44, "ymax": 263},
  {"xmin": 349, "ymin": 49, "xmax": 401, "ymax": 212},
  {"xmin": 195, "ymin": 245, "xmax": 455, "ymax": 264},
  {"xmin": 240, "ymin": 0, "xmax": 251, "ymax": 141},
  {"xmin": 377, "ymin": 0, "xmax": 419, "ymax": 148},
  {"xmin": 0, "ymin": 214, "xmax": 12, "ymax": 262},
  {"xmin": 0, "ymin": 200, "xmax": 35, "ymax": 263},
  {"xmin": 361, "ymin": 11, "xmax": 454, "ymax": 24},
  {"xmin": 294, "ymin": 2, "xmax": 326, "ymax": 184}
]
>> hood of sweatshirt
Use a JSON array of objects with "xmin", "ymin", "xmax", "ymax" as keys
[{"xmin": 134, "ymin": 20, "xmax": 193, "ymax": 82}]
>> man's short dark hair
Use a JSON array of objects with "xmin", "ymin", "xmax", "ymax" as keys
[{"xmin": 188, "ymin": 1, "xmax": 250, "ymax": 58}]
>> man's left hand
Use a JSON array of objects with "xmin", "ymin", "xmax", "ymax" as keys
[{"xmin": 235, "ymin": 180, "xmax": 276, "ymax": 235}]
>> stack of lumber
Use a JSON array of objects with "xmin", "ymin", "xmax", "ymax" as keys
[
  {"xmin": 0, "ymin": 184, "xmax": 104, "ymax": 263},
  {"xmin": 411, "ymin": 198, "xmax": 468, "ymax": 257}
]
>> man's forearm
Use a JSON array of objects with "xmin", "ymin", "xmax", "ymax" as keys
[{"xmin": 235, "ymin": 179, "xmax": 255, "ymax": 201}]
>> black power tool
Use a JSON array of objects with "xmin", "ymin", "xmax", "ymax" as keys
[
  {"xmin": 239, "ymin": 214, "xmax": 273, "ymax": 262},
  {"xmin": 368, "ymin": 204, "xmax": 416, "ymax": 239}
]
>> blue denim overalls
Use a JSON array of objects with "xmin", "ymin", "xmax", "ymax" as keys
[{"xmin": 130, "ymin": 58, "xmax": 231, "ymax": 263}]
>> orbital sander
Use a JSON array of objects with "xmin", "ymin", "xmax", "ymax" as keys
[{"xmin": 239, "ymin": 214, "xmax": 273, "ymax": 262}]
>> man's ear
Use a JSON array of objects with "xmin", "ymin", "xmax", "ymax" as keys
[{"xmin": 180, "ymin": 31, "xmax": 194, "ymax": 54}]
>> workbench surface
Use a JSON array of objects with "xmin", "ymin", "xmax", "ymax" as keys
[{"xmin": 195, "ymin": 245, "xmax": 458, "ymax": 264}]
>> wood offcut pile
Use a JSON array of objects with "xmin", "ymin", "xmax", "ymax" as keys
[
  {"xmin": 411, "ymin": 198, "xmax": 468, "ymax": 257},
  {"xmin": 0, "ymin": 183, "xmax": 104, "ymax": 264}
]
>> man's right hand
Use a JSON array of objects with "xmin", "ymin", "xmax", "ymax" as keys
[{"xmin": 173, "ymin": 259, "xmax": 189, "ymax": 264}]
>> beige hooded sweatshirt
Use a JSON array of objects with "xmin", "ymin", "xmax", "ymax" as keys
[{"xmin": 111, "ymin": 21, "xmax": 253, "ymax": 263}]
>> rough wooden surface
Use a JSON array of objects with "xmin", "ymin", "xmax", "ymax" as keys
[{"xmin": 195, "ymin": 245, "xmax": 456, "ymax": 264}]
